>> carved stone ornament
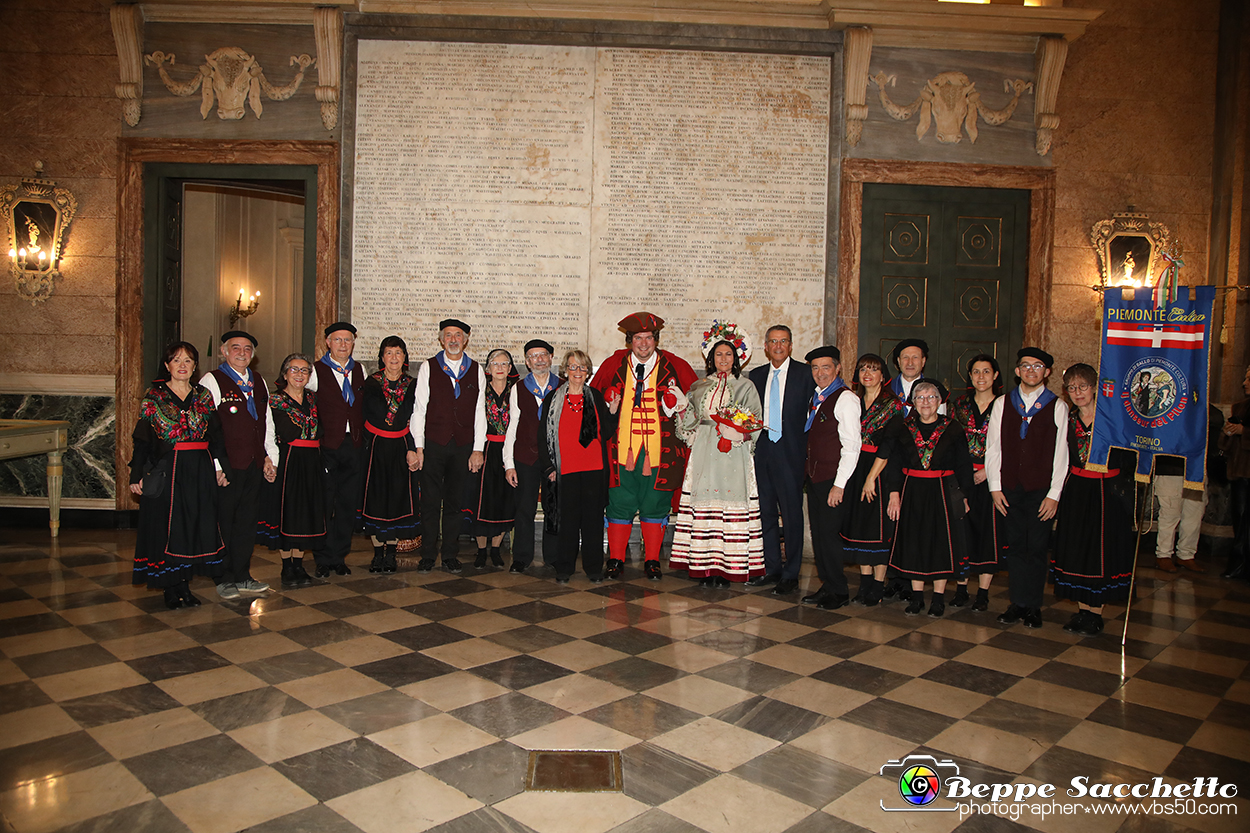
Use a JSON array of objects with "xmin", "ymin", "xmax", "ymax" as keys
[
  {"xmin": 1, "ymin": 166, "xmax": 78, "ymax": 303},
  {"xmin": 144, "ymin": 47, "xmax": 315, "ymax": 120},
  {"xmin": 1090, "ymin": 210, "xmax": 1171, "ymax": 288},
  {"xmin": 870, "ymin": 70, "xmax": 1033, "ymax": 145}
]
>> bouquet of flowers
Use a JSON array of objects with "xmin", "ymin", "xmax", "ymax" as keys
[{"xmin": 710, "ymin": 404, "xmax": 764, "ymax": 452}]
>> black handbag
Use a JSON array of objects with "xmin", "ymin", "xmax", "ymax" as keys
[{"xmin": 140, "ymin": 456, "xmax": 172, "ymax": 499}]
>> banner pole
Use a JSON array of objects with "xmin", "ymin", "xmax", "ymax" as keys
[{"xmin": 1123, "ymin": 461, "xmax": 1154, "ymax": 647}]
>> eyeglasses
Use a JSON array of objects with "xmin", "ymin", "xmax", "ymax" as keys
[
  {"xmin": 286, "ymin": 367, "xmax": 311, "ymax": 376},
  {"xmin": 526, "ymin": 352, "xmax": 550, "ymax": 361},
  {"xmin": 914, "ymin": 394, "xmax": 940, "ymax": 402},
  {"xmin": 1066, "ymin": 384, "xmax": 1091, "ymax": 392},
  {"xmin": 567, "ymin": 365, "xmax": 589, "ymax": 373},
  {"xmin": 766, "ymin": 339, "xmax": 791, "ymax": 346},
  {"xmin": 1018, "ymin": 363, "xmax": 1046, "ymax": 371},
  {"xmin": 488, "ymin": 361, "xmax": 511, "ymax": 369}
]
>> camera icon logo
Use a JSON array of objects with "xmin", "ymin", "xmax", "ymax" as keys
[{"xmin": 879, "ymin": 754, "xmax": 960, "ymax": 812}]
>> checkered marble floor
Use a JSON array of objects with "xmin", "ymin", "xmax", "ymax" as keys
[{"xmin": 1, "ymin": 528, "xmax": 1248, "ymax": 833}]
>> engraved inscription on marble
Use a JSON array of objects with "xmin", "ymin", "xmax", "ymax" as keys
[{"xmin": 352, "ymin": 41, "xmax": 829, "ymax": 368}]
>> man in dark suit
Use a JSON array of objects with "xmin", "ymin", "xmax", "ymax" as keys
[{"xmin": 747, "ymin": 325, "xmax": 815, "ymax": 595}]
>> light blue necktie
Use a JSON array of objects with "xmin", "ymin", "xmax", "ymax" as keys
[{"xmin": 768, "ymin": 368, "xmax": 782, "ymax": 442}]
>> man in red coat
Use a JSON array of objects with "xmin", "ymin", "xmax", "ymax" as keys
[{"xmin": 590, "ymin": 312, "xmax": 698, "ymax": 580}]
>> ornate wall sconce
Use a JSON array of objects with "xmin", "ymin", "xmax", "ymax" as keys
[
  {"xmin": 1090, "ymin": 208, "xmax": 1171, "ymax": 289},
  {"xmin": 1, "ymin": 163, "xmax": 78, "ymax": 303},
  {"xmin": 229, "ymin": 289, "xmax": 261, "ymax": 326}
]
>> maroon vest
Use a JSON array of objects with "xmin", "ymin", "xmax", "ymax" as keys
[
  {"xmin": 315, "ymin": 360, "xmax": 366, "ymax": 449},
  {"xmin": 425, "ymin": 356, "xmax": 480, "ymax": 446},
  {"xmin": 514, "ymin": 385, "xmax": 545, "ymax": 466},
  {"xmin": 999, "ymin": 394, "xmax": 1059, "ymax": 492},
  {"xmin": 210, "ymin": 368, "xmax": 268, "ymax": 471},
  {"xmin": 806, "ymin": 387, "xmax": 852, "ymax": 483}
]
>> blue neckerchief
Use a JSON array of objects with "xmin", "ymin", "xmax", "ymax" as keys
[
  {"xmin": 220, "ymin": 362, "xmax": 257, "ymax": 419},
  {"xmin": 320, "ymin": 354, "xmax": 358, "ymax": 405},
  {"xmin": 438, "ymin": 351, "xmax": 469, "ymax": 398},
  {"xmin": 1010, "ymin": 386, "xmax": 1057, "ymax": 439},
  {"xmin": 805, "ymin": 378, "xmax": 846, "ymax": 432},
  {"xmin": 524, "ymin": 372, "xmax": 558, "ymax": 403}
]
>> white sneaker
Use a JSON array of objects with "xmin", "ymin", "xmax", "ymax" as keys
[
  {"xmin": 216, "ymin": 582, "xmax": 240, "ymax": 600},
  {"xmin": 235, "ymin": 578, "xmax": 270, "ymax": 596}
]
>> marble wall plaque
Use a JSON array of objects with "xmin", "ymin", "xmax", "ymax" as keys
[{"xmin": 351, "ymin": 40, "xmax": 829, "ymax": 370}]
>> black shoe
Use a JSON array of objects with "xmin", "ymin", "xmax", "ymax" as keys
[
  {"xmin": 698, "ymin": 577, "xmax": 715, "ymax": 587},
  {"xmin": 1073, "ymin": 612, "xmax": 1104, "ymax": 636},
  {"xmin": 281, "ymin": 560, "xmax": 298, "ymax": 588},
  {"xmin": 509, "ymin": 562, "xmax": 526, "ymax": 574},
  {"xmin": 604, "ymin": 559, "xmax": 624, "ymax": 579},
  {"xmin": 801, "ymin": 588, "xmax": 830, "ymax": 605},
  {"xmin": 333, "ymin": 563, "xmax": 351, "ymax": 576},
  {"xmin": 772, "ymin": 579, "xmax": 799, "ymax": 596},
  {"xmin": 417, "ymin": 558, "xmax": 436, "ymax": 574},
  {"xmin": 904, "ymin": 597, "xmax": 924, "ymax": 615},
  {"xmin": 852, "ymin": 575, "xmax": 870, "ymax": 604},
  {"xmin": 928, "ymin": 596, "xmax": 946, "ymax": 618},
  {"xmin": 971, "ymin": 590, "xmax": 989, "ymax": 612},
  {"xmin": 443, "ymin": 558, "xmax": 463, "ymax": 574},
  {"xmin": 555, "ymin": 574, "xmax": 571, "ymax": 584},
  {"xmin": 882, "ymin": 577, "xmax": 904, "ymax": 600},
  {"xmin": 315, "ymin": 564, "xmax": 331, "ymax": 578},
  {"xmin": 474, "ymin": 548, "xmax": 488, "ymax": 569},
  {"xmin": 589, "ymin": 575, "xmax": 604, "ymax": 584},
  {"xmin": 714, "ymin": 577, "xmax": 731, "ymax": 588},
  {"xmin": 370, "ymin": 546, "xmax": 386, "ymax": 573},
  {"xmin": 645, "ymin": 561, "xmax": 662, "ymax": 580},
  {"xmin": 1022, "ymin": 608, "xmax": 1043, "ymax": 629},
  {"xmin": 177, "ymin": 581, "xmax": 202, "ymax": 607},
  {"xmin": 746, "ymin": 573, "xmax": 780, "ymax": 587},
  {"xmin": 950, "ymin": 585, "xmax": 969, "ymax": 608},
  {"xmin": 818, "ymin": 593, "xmax": 850, "ymax": 611},
  {"xmin": 383, "ymin": 543, "xmax": 397, "ymax": 573},
  {"xmin": 292, "ymin": 561, "xmax": 314, "ymax": 586},
  {"xmin": 997, "ymin": 603, "xmax": 1026, "ymax": 624},
  {"xmin": 1063, "ymin": 610, "xmax": 1090, "ymax": 633},
  {"xmin": 1221, "ymin": 557, "xmax": 1246, "ymax": 579},
  {"xmin": 163, "ymin": 587, "xmax": 184, "ymax": 610},
  {"xmin": 490, "ymin": 547, "xmax": 504, "ymax": 567},
  {"xmin": 897, "ymin": 587, "xmax": 912, "ymax": 602}
]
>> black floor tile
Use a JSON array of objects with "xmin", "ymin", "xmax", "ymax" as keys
[
  {"xmin": 0, "ymin": 730, "xmax": 113, "ymax": 788},
  {"xmin": 841, "ymin": 697, "xmax": 956, "ymax": 744},
  {"xmin": 241, "ymin": 649, "xmax": 345, "ymax": 685},
  {"xmin": 811, "ymin": 661, "xmax": 911, "ymax": 696},
  {"xmin": 484, "ymin": 624, "xmax": 576, "ymax": 653},
  {"xmin": 585, "ymin": 627, "xmax": 675, "ymax": 656},
  {"xmin": 494, "ymin": 600, "xmax": 580, "ymax": 625},
  {"xmin": 188, "ymin": 686, "xmax": 309, "ymax": 732},
  {"xmin": 451, "ymin": 691, "xmax": 572, "ymax": 738},
  {"xmin": 787, "ymin": 630, "xmax": 877, "ymax": 660},
  {"xmin": 0, "ymin": 680, "xmax": 54, "ymax": 715},
  {"xmin": 713, "ymin": 695, "xmax": 830, "ymax": 743},
  {"xmin": 923, "ymin": 660, "xmax": 1022, "ymax": 696},
  {"xmin": 424, "ymin": 740, "xmax": 532, "ymax": 804},
  {"xmin": 55, "ymin": 798, "xmax": 194, "ymax": 833},
  {"xmin": 383, "ymin": 622, "xmax": 475, "ymax": 652},
  {"xmin": 620, "ymin": 741, "xmax": 719, "ymax": 805},
  {"xmin": 281, "ymin": 619, "xmax": 375, "ymax": 648},
  {"xmin": 472, "ymin": 655, "xmax": 573, "ymax": 689},
  {"xmin": 318, "ymin": 689, "xmax": 439, "ymax": 735},
  {"xmin": 580, "ymin": 694, "xmax": 703, "ymax": 740},
  {"xmin": 1085, "ymin": 699, "xmax": 1202, "ymax": 745},
  {"xmin": 122, "ymin": 733, "xmax": 263, "ymax": 795},
  {"xmin": 1133, "ymin": 661, "xmax": 1234, "ymax": 698},
  {"xmin": 59, "ymin": 683, "xmax": 183, "ymax": 728},
  {"xmin": 730, "ymin": 744, "xmax": 870, "ymax": 808},
  {"xmin": 582, "ymin": 657, "xmax": 687, "ymax": 692},
  {"xmin": 273, "ymin": 737, "xmax": 417, "ymax": 801},
  {"xmin": 683, "ymin": 628, "xmax": 776, "ymax": 658},
  {"xmin": 698, "ymin": 658, "xmax": 799, "ymax": 695},
  {"xmin": 354, "ymin": 651, "xmax": 458, "ymax": 688},
  {"xmin": 125, "ymin": 645, "xmax": 234, "ymax": 682},
  {"xmin": 243, "ymin": 804, "xmax": 365, "ymax": 833},
  {"xmin": 13, "ymin": 642, "xmax": 118, "ymax": 678}
]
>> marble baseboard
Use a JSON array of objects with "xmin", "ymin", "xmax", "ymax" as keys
[{"xmin": 0, "ymin": 393, "xmax": 115, "ymax": 501}]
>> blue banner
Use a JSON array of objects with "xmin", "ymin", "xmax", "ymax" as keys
[{"xmin": 1089, "ymin": 287, "xmax": 1215, "ymax": 488}]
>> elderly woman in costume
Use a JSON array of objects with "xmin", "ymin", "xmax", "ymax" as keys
[
  {"xmin": 129, "ymin": 342, "xmax": 227, "ymax": 609},
  {"xmin": 257, "ymin": 352, "xmax": 323, "ymax": 588},
  {"xmin": 947, "ymin": 354, "xmax": 1004, "ymax": 612},
  {"xmin": 471, "ymin": 348, "xmax": 519, "ymax": 568},
  {"xmin": 669, "ymin": 323, "xmax": 765, "ymax": 586},
  {"xmin": 539, "ymin": 350, "xmax": 620, "ymax": 583},
  {"xmin": 886, "ymin": 381, "xmax": 974, "ymax": 617},
  {"xmin": 360, "ymin": 336, "xmax": 422, "ymax": 573},
  {"xmin": 1051, "ymin": 363, "xmax": 1135, "ymax": 636},
  {"xmin": 842, "ymin": 353, "xmax": 905, "ymax": 606}
]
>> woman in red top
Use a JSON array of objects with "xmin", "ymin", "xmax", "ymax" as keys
[{"xmin": 538, "ymin": 350, "xmax": 619, "ymax": 583}]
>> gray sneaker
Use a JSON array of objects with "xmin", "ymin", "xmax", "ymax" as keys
[
  {"xmin": 235, "ymin": 578, "xmax": 270, "ymax": 596},
  {"xmin": 216, "ymin": 582, "xmax": 241, "ymax": 600}
]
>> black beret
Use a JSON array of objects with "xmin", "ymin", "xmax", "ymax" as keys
[
  {"xmin": 439, "ymin": 318, "xmax": 471, "ymax": 335},
  {"xmin": 805, "ymin": 345, "xmax": 842, "ymax": 363},
  {"xmin": 1016, "ymin": 347, "xmax": 1054, "ymax": 368},
  {"xmin": 324, "ymin": 322, "xmax": 357, "ymax": 337},
  {"xmin": 523, "ymin": 339, "xmax": 554, "ymax": 355},
  {"xmin": 891, "ymin": 339, "xmax": 930, "ymax": 364},
  {"xmin": 220, "ymin": 330, "xmax": 257, "ymax": 347}
]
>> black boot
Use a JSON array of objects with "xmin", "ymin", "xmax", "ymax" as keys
[
  {"xmin": 950, "ymin": 584, "xmax": 970, "ymax": 607},
  {"xmin": 853, "ymin": 573, "xmax": 870, "ymax": 604},
  {"xmin": 281, "ymin": 558, "xmax": 298, "ymax": 588},
  {"xmin": 292, "ymin": 559, "xmax": 314, "ymax": 586},
  {"xmin": 1222, "ymin": 551, "xmax": 1246, "ymax": 579},
  {"xmin": 490, "ymin": 546, "xmax": 504, "ymax": 567},
  {"xmin": 163, "ymin": 586, "xmax": 184, "ymax": 610},
  {"xmin": 972, "ymin": 587, "xmax": 990, "ymax": 612},
  {"xmin": 475, "ymin": 547, "xmax": 488, "ymax": 569},
  {"xmin": 383, "ymin": 542, "xmax": 398, "ymax": 573},
  {"xmin": 862, "ymin": 578, "xmax": 883, "ymax": 607},
  {"xmin": 178, "ymin": 580, "xmax": 202, "ymax": 607},
  {"xmin": 370, "ymin": 545, "xmax": 385, "ymax": 573}
]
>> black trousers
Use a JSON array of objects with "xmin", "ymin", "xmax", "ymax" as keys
[
  {"xmin": 316, "ymin": 434, "xmax": 364, "ymax": 568},
  {"xmin": 513, "ymin": 459, "xmax": 556, "ymax": 566},
  {"xmin": 217, "ymin": 462, "xmax": 261, "ymax": 584},
  {"xmin": 1229, "ymin": 478, "xmax": 1250, "ymax": 565},
  {"xmin": 808, "ymin": 478, "xmax": 850, "ymax": 596},
  {"xmin": 553, "ymin": 469, "xmax": 607, "ymax": 579},
  {"xmin": 1002, "ymin": 487, "xmax": 1052, "ymax": 609},
  {"xmin": 756, "ymin": 439, "xmax": 806, "ymax": 580},
  {"xmin": 422, "ymin": 440, "xmax": 473, "ymax": 560}
]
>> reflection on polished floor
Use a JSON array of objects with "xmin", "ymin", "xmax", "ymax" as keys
[{"xmin": 0, "ymin": 528, "xmax": 1247, "ymax": 833}]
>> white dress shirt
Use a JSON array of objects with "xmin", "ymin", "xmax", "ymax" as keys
[
  {"xmin": 199, "ymin": 370, "xmax": 275, "ymax": 470},
  {"xmin": 304, "ymin": 356, "xmax": 358, "ymax": 434},
  {"xmin": 831, "ymin": 388, "xmax": 863, "ymax": 489},
  {"xmin": 985, "ymin": 386, "xmax": 1070, "ymax": 501},
  {"xmin": 762, "ymin": 357, "xmax": 792, "ymax": 431},
  {"xmin": 409, "ymin": 355, "xmax": 488, "ymax": 452}
]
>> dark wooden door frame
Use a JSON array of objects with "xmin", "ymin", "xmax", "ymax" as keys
[
  {"xmin": 836, "ymin": 159, "xmax": 1056, "ymax": 368},
  {"xmin": 116, "ymin": 139, "xmax": 340, "ymax": 510}
]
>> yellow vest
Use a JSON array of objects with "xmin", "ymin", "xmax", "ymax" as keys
[{"xmin": 618, "ymin": 362, "xmax": 661, "ymax": 469}]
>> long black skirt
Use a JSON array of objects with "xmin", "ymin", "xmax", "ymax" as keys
[
  {"xmin": 133, "ymin": 447, "xmax": 224, "ymax": 589},
  {"xmin": 889, "ymin": 473, "xmax": 969, "ymax": 581},
  {"xmin": 470, "ymin": 438, "xmax": 515, "ymax": 537},
  {"xmin": 258, "ymin": 444, "xmax": 327, "ymax": 551},
  {"xmin": 963, "ymin": 477, "xmax": 1003, "ymax": 576},
  {"xmin": 1052, "ymin": 472, "xmax": 1134, "ymax": 606},
  {"xmin": 842, "ymin": 453, "xmax": 894, "ymax": 566},
  {"xmin": 360, "ymin": 434, "xmax": 421, "ymax": 539}
]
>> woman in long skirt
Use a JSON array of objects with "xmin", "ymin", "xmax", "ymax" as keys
[
  {"xmin": 360, "ymin": 336, "xmax": 421, "ymax": 573},
  {"xmin": 1052, "ymin": 363, "xmax": 1135, "ymax": 636},
  {"xmin": 947, "ymin": 354, "xmax": 1003, "ymax": 611},
  {"xmin": 842, "ymin": 353, "xmax": 905, "ymax": 605},
  {"xmin": 670, "ymin": 325, "xmax": 765, "ymax": 586},
  {"xmin": 129, "ymin": 342, "xmax": 226, "ymax": 609},
  {"xmin": 470, "ymin": 348, "xmax": 519, "ymax": 568},
  {"xmin": 258, "ymin": 353, "xmax": 324, "ymax": 588},
  {"xmin": 886, "ymin": 381, "xmax": 975, "ymax": 618}
]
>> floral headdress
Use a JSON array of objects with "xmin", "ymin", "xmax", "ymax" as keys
[{"xmin": 700, "ymin": 320, "xmax": 751, "ymax": 366}]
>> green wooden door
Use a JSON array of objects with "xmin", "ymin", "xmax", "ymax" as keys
[{"xmin": 859, "ymin": 183, "xmax": 1029, "ymax": 390}]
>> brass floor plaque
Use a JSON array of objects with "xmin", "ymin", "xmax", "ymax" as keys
[{"xmin": 525, "ymin": 750, "xmax": 623, "ymax": 792}]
